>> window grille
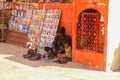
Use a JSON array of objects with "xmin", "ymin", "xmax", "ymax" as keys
[{"xmin": 76, "ymin": 9, "xmax": 104, "ymax": 53}]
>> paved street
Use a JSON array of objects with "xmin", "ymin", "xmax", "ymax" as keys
[{"xmin": 0, "ymin": 43, "xmax": 120, "ymax": 80}]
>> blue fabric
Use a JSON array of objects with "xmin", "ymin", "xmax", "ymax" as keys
[
  {"xmin": 53, "ymin": 0, "xmax": 60, "ymax": 2},
  {"xmin": 44, "ymin": 59, "xmax": 51, "ymax": 63}
]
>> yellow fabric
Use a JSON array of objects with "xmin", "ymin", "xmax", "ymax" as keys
[{"xmin": 65, "ymin": 46, "xmax": 72, "ymax": 57}]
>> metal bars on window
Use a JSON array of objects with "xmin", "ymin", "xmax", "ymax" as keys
[{"xmin": 76, "ymin": 12, "xmax": 104, "ymax": 53}]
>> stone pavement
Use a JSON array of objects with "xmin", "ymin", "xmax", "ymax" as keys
[{"xmin": 0, "ymin": 42, "xmax": 120, "ymax": 80}]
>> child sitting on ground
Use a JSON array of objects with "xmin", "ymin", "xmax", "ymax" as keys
[{"xmin": 57, "ymin": 40, "xmax": 72, "ymax": 63}]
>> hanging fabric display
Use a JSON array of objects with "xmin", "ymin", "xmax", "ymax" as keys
[
  {"xmin": 9, "ymin": 3, "xmax": 33, "ymax": 34},
  {"xmin": 27, "ymin": 9, "xmax": 61, "ymax": 49},
  {"xmin": 27, "ymin": 9, "xmax": 46, "ymax": 48},
  {"xmin": 8, "ymin": 3, "xmax": 61, "ymax": 50},
  {"xmin": 40, "ymin": 9, "xmax": 61, "ymax": 48}
]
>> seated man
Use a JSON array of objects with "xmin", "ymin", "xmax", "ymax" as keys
[{"xmin": 44, "ymin": 26, "xmax": 72, "ymax": 60}]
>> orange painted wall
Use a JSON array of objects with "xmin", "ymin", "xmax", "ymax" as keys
[
  {"xmin": 39, "ymin": 3, "xmax": 73, "ymax": 36},
  {"xmin": 38, "ymin": 1, "xmax": 109, "ymax": 70},
  {"xmin": 72, "ymin": 0, "xmax": 109, "ymax": 70}
]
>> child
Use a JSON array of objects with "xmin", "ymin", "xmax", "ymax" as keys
[
  {"xmin": 57, "ymin": 39, "xmax": 72, "ymax": 63},
  {"xmin": 64, "ymin": 40, "xmax": 72, "ymax": 61}
]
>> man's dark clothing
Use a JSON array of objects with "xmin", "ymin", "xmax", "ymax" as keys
[
  {"xmin": 44, "ymin": 33, "xmax": 71, "ymax": 57},
  {"xmin": 52, "ymin": 34, "xmax": 72, "ymax": 54}
]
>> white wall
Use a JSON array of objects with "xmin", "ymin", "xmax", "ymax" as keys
[{"xmin": 106, "ymin": 0, "xmax": 120, "ymax": 71}]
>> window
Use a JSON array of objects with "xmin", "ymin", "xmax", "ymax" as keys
[{"xmin": 76, "ymin": 8, "xmax": 104, "ymax": 53}]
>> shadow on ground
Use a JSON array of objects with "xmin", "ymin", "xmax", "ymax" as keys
[
  {"xmin": 5, "ymin": 53, "xmax": 103, "ymax": 71},
  {"xmin": 0, "ymin": 43, "xmax": 103, "ymax": 71}
]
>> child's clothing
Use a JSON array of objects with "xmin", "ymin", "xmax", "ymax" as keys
[
  {"xmin": 57, "ymin": 46, "xmax": 72, "ymax": 63},
  {"xmin": 65, "ymin": 46, "xmax": 72, "ymax": 57}
]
